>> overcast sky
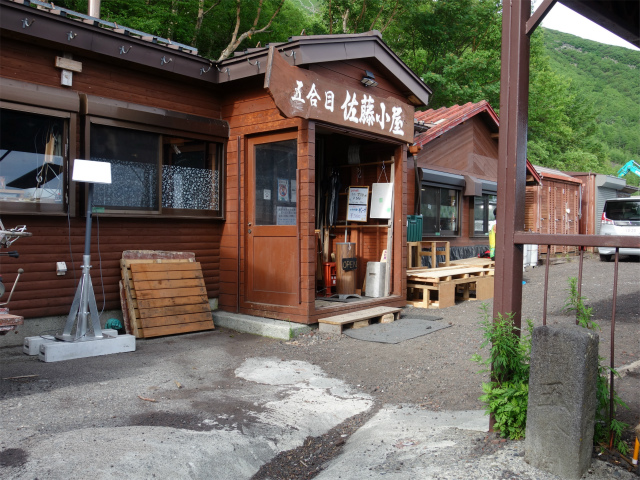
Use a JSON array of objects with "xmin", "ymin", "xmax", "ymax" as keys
[{"xmin": 532, "ymin": 0, "xmax": 640, "ymax": 51}]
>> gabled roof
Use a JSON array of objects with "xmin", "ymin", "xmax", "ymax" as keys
[
  {"xmin": 222, "ymin": 31, "xmax": 432, "ymax": 106},
  {"xmin": 413, "ymin": 100, "xmax": 499, "ymax": 147},
  {"xmin": 412, "ymin": 100, "xmax": 542, "ymax": 185}
]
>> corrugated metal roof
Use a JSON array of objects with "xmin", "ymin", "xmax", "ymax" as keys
[{"xmin": 533, "ymin": 165, "xmax": 582, "ymax": 184}]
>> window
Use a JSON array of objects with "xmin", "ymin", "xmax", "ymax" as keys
[
  {"xmin": 421, "ymin": 186, "xmax": 460, "ymax": 236},
  {"xmin": 0, "ymin": 108, "xmax": 68, "ymax": 211},
  {"xmin": 254, "ymin": 139, "xmax": 297, "ymax": 226},
  {"xmin": 90, "ymin": 123, "xmax": 223, "ymax": 217},
  {"xmin": 473, "ymin": 194, "xmax": 497, "ymax": 236}
]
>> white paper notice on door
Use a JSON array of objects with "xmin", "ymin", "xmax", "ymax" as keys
[
  {"xmin": 370, "ymin": 183, "xmax": 393, "ymax": 219},
  {"xmin": 277, "ymin": 206, "xmax": 296, "ymax": 225}
]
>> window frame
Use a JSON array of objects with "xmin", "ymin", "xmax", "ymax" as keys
[
  {"xmin": 0, "ymin": 79, "xmax": 79, "ymax": 216},
  {"xmin": 82, "ymin": 95, "xmax": 228, "ymax": 220},
  {"xmin": 420, "ymin": 185, "xmax": 462, "ymax": 238},
  {"xmin": 471, "ymin": 193, "xmax": 498, "ymax": 237}
]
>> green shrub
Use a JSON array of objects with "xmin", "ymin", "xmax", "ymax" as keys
[{"xmin": 472, "ymin": 304, "xmax": 533, "ymax": 440}]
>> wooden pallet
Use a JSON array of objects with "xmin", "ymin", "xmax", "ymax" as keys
[
  {"xmin": 407, "ymin": 265, "xmax": 494, "ymax": 309},
  {"xmin": 120, "ymin": 251, "xmax": 214, "ymax": 338},
  {"xmin": 408, "ymin": 266, "xmax": 493, "ymax": 282},
  {"xmin": 318, "ymin": 306, "xmax": 401, "ymax": 334},
  {"xmin": 449, "ymin": 257, "xmax": 495, "ymax": 269},
  {"xmin": 407, "ymin": 276, "xmax": 494, "ymax": 309}
]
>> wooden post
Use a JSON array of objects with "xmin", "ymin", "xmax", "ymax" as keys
[{"xmin": 335, "ymin": 242, "xmax": 357, "ymax": 294}]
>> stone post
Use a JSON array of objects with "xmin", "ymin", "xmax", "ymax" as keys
[{"xmin": 524, "ymin": 325, "xmax": 599, "ymax": 479}]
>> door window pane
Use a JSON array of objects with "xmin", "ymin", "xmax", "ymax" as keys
[
  {"xmin": 255, "ymin": 139, "xmax": 297, "ymax": 226},
  {"xmin": 0, "ymin": 109, "xmax": 65, "ymax": 204}
]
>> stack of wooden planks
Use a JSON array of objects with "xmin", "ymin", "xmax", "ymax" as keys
[
  {"xmin": 407, "ymin": 262, "xmax": 494, "ymax": 309},
  {"xmin": 120, "ymin": 251, "xmax": 214, "ymax": 338}
]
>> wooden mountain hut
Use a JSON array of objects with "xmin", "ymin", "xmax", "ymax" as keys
[{"xmin": 0, "ymin": 0, "xmax": 432, "ymax": 329}]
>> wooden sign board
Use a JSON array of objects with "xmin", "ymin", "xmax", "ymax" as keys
[{"xmin": 265, "ymin": 47, "xmax": 414, "ymax": 143}]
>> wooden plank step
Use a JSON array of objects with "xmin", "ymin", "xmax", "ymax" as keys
[{"xmin": 318, "ymin": 306, "xmax": 401, "ymax": 334}]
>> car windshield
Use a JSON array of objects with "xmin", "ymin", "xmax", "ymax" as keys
[{"xmin": 604, "ymin": 200, "xmax": 640, "ymax": 221}]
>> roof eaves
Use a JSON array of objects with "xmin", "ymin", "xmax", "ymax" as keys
[
  {"xmin": 1, "ymin": 0, "xmax": 216, "ymax": 83},
  {"xmin": 413, "ymin": 101, "xmax": 499, "ymax": 147},
  {"xmin": 221, "ymin": 31, "xmax": 432, "ymax": 106}
]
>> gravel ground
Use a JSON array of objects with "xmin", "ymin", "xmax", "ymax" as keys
[
  {"xmin": 250, "ymin": 253, "xmax": 640, "ymax": 475},
  {"xmin": 1, "ymin": 254, "xmax": 638, "ymax": 479}
]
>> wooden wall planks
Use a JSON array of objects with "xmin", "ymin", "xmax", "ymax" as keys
[{"xmin": 0, "ymin": 216, "xmax": 222, "ymax": 319}]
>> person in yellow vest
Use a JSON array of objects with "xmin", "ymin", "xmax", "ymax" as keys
[{"xmin": 489, "ymin": 209, "xmax": 497, "ymax": 260}]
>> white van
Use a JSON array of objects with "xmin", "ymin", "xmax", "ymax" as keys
[{"xmin": 598, "ymin": 198, "xmax": 640, "ymax": 261}]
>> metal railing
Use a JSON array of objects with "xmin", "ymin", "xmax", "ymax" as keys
[{"xmin": 515, "ymin": 233, "xmax": 639, "ymax": 449}]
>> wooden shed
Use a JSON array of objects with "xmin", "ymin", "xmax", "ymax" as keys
[
  {"xmin": 408, "ymin": 101, "xmax": 541, "ymax": 263},
  {"xmin": 564, "ymin": 172, "xmax": 638, "ymax": 250},
  {"xmin": 525, "ymin": 166, "xmax": 582, "ymax": 256},
  {"xmin": 0, "ymin": 1, "xmax": 432, "ymax": 326}
]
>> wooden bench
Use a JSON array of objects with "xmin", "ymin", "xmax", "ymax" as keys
[{"xmin": 318, "ymin": 306, "xmax": 401, "ymax": 334}]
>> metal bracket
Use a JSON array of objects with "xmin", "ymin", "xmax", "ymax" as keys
[
  {"xmin": 283, "ymin": 50, "xmax": 296, "ymax": 63},
  {"xmin": 119, "ymin": 45, "xmax": 132, "ymax": 55},
  {"xmin": 247, "ymin": 57, "xmax": 260, "ymax": 72},
  {"xmin": 160, "ymin": 56, "xmax": 173, "ymax": 66},
  {"xmin": 67, "ymin": 31, "xmax": 77, "ymax": 41},
  {"xmin": 22, "ymin": 18, "xmax": 34, "ymax": 28},
  {"xmin": 216, "ymin": 63, "xmax": 231, "ymax": 80},
  {"xmin": 200, "ymin": 63, "xmax": 212, "ymax": 75}
]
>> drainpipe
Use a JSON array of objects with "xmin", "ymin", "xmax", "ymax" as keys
[{"xmin": 88, "ymin": 0, "xmax": 101, "ymax": 18}]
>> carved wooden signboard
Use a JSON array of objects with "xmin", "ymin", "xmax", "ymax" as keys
[{"xmin": 264, "ymin": 47, "xmax": 414, "ymax": 143}]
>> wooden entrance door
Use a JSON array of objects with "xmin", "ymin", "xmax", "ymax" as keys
[{"xmin": 246, "ymin": 132, "xmax": 299, "ymax": 305}]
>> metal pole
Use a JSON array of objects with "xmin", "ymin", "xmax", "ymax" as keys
[{"xmin": 609, "ymin": 248, "xmax": 619, "ymax": 448}]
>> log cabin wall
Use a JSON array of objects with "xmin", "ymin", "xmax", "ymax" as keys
[
  {"xmin": 218, "ymin": 81, "xmax": 316, "ymax": 323},
  {"xmin": 0, "ymin": 37, "xmax": 225, "ymax": 319},
  {"xmin": 409, "ymin": 117, "xmax": 499, "ymax": 252}
]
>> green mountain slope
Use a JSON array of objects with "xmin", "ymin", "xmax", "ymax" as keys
[{"xmin": 542, "ymin": 28, "xmax": 640, "ymax": 182}]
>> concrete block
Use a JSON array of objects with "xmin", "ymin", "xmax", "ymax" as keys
[
  {"xmin": 23, "ymin": 335, "xmax": 57, "ymax": 355},
  {"xmin": 39, "ymin": 334, "xmax": 136, "ymax": 362},
  {"xmin": 24, "ymin": 329, "xmax": 118, "ymax": 355},
  {"xmin": 212, "ymin": 311, "xmax": 313, "ymax": 340},
  {"xmin": 524, "ymin": 325, "xmax": 599, "ymax": 479},
  {"xmin": 380, "ymin": 313, "xmax": 395, "ymax": 323}
]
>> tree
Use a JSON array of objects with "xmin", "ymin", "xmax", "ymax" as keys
[
  {"xmin": 389, "ymin": 0, "xmax": 503, "ymax": 109},
  {"xmin": 217, "ymin": 0, "xmax": 285, "ymax": 61}
]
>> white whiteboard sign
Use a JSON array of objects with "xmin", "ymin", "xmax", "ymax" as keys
[
  {"xmin": 347, "ymin": 204, "xmax": 368, "ymax": 222},
  {"xmin": 370, "ymin": 183, "xmax": 393, "ymax": 219},
  {"xmin": 348, "ymin": 187, "xmax": 369, "ymax": 205}
]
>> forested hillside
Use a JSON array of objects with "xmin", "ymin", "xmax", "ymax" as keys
[{"xmin": 542, "ymin": 28, "xmax": 640, "ymax": 184}]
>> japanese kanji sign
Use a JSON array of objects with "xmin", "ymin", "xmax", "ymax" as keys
[{"xmin": 264, "ymin": 47, "xmax": 414, "ymax": 143}]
